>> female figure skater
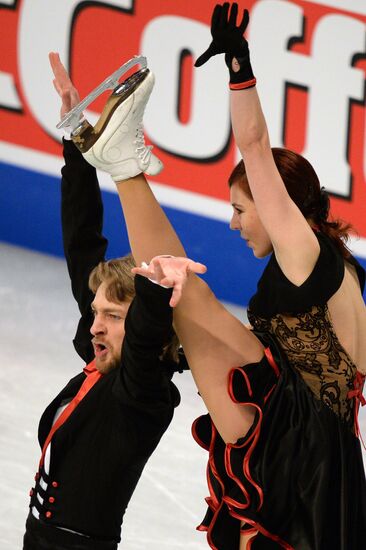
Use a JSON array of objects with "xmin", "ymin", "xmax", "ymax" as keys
[{"xmin": 60, "ymin": 3, "xmax": 366, "ymax": 547}]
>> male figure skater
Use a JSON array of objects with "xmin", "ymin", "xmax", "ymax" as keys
[{"xmin": 23, "ymin": 54, "xmax": 181, "ymax": 550}]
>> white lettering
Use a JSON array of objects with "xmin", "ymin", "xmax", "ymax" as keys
[
  {"xmin": 250, "ymin": 1, "xmax": 305, "ymax": 146},
  {"xmin": 142, "ymin": 16, "xmax": 230, "ymax": 160},
  {"xmin": 364, "ymin": 108, "xmax": 366, "ymax": 183},
  {"xmin": 18, "ymin": 0, "xmax": 133, "ymax": 141},
  {"xmin": 301, "ymin": 0, "xmax": 366, "ymax": 17},
  {"xmin": 250, "ymin": 0, "xmax": 365, "ymax": 196},
  {"xmin": 302, "ymin": 14, "xmax": 365, "ymax": 197},
  {"xmin": 0, "ymin": 73, "xmax": 22, "ymax": 111},
  {"xmin": 0, "ymin": 0, "xmax": 22, "ymax": 110}
]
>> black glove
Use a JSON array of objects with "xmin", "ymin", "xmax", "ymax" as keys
[{"xmin": 194, "ymin": 2, "xmax": 256, "ymax": 90}]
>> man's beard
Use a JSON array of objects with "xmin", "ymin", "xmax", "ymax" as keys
[{"xmin": 95, "ymin": 351, "xmax": 121, "ymax": 374}]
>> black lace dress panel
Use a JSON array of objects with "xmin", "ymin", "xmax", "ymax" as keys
[{"xmin": 249, "ymin": 304, "xmax": 357, "ymax": 429}]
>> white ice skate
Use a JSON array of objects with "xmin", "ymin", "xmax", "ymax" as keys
[{"xmin": 57, "ymin": 56, "xmax": 163, "ymax": 181}]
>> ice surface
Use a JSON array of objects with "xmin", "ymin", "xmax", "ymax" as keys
[
  {"xmin": 0, "ymin": 243, "xmax": 209, "ymax": 549},
  {"xmin": 0, "ymin": 243, "xmax": 364, "ymax": 549}
]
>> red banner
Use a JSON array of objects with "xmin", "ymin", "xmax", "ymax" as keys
[{"xmin": 0, "ymin": 0, "xmax": 365, "ymax": 247}]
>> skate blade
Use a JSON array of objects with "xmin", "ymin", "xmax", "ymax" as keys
[
  {"xmin": 56, "ymin": 55, "xmax": 148, "ymax": 132},
  {"xmin": 70, "ymin": 67, "xmax": 150, "ymax": 153}
]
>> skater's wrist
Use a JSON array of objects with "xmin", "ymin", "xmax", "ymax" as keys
[
  {"xmin": 141, "ymin": 258, "xmax": 175, "ymax": 289},
  {"xmin": 225, "ymin": 54, "xmax": 256, "ymax": 90}
]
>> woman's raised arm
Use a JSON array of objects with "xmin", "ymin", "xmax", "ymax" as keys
[{"xmin": 195, "ymin": 3, "xmax": 320, "ymax": 283}]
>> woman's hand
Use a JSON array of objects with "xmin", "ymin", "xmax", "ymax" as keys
[
  {"xmin": 132, "ymin": 256, "xmax": 207, "ymax": 307},
  {"xmin": 194, "ymin": 2, "xmax": 255, "ymax": 90},
  {"xmin": 49, "ymin": 52, "xmax": 80, "ymax": 119},
  {"xmin": 194, "ymin": 2, "xmax": 249, "ymax": 67}
]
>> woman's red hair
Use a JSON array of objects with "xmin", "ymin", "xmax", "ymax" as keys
[{"xmin": 228, "ymin": 147, "xmax": 353, "ymax": 258}]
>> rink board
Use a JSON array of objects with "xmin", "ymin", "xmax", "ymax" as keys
[
  {"xmin": 0, "ymin": 0, "xmax": 365, "ymax": 305},
  {"xmin": 0, "ymin": 160, "xmax": 267, "ymax": 306}
]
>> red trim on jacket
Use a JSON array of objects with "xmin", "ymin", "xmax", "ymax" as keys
[{"xmin": 38, "ymin": 360, "xmax": 102, "ymax": 470}]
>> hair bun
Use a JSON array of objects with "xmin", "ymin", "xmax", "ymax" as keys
[{"xmin": 319, "ymin": 187, "xmax": 330, "ymax": 221}]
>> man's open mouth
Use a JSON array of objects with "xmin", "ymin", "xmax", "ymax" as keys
[{"xmin": 94, "ymin": 343, "xmax": 108, "ymax": 357}]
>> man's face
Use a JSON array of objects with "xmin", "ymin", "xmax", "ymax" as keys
[{"xmin": 90, "ymin": 282, "xmax": 131, "ymax": 374}]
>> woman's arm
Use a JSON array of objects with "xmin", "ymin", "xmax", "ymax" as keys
[
  {"xmin": 230, "ymin": 85, "xmax": 319, "ymax": 285},
  {"xmin": 195, "ymin": 3, "xmax": 320, "ymax": 284}
]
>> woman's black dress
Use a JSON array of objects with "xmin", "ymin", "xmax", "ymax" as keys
[{"xmin": 193, "ymin": 232, "xmax": 366, "ymax": 549}]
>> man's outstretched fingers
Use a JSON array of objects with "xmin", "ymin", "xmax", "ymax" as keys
[
  {"xmin": 169, "ymin": 281, "xmax": 183, "ymax": 308},
  {"xmin": 131, "ymin": 266, "xmax": 156, "ymax": 279},
  {"xmin": 188, "ymin": 261, "xmax": 207, "ymax": 274},
  {"xmin": 49, "ymin": 51, "xmax": 80, "ymax": 118},
  {"xmin": 131, "ymin": 257, "xmax": 206, "ymax": 305}
]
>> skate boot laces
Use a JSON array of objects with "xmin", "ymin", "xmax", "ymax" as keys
[{"xmin": 134, "ymin": 123, "xmax": 153, "ymax": 165}]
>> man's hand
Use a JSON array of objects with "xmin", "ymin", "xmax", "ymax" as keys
[
  {"xmin": 49, "ymin": 52, "xmax": 80, "ymax": 119},
  {"xmin": 132, "ymin": 256, "xmax": 207, "ymax": 308}
]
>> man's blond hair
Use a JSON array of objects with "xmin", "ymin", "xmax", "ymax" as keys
[
  {"xmin": 89, "ymin": 254, "xmax": 135, "ymax": 304},
  {"xmin": 89, "ymin": 253, "xmax": 180, "ymax": 364}
]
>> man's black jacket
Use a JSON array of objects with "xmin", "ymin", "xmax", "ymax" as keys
[{"xmin": 28, "ymin": 140, "xmax": 180, "ymax": 543}]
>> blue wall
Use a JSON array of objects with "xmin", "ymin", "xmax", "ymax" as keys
[
  {"xmin": 0, "ymin": 161, "xmax": 266, "ymax": 306},
  {"xmin": 1, "ymin": 160, "xmax": 365, "ymax": 305}
]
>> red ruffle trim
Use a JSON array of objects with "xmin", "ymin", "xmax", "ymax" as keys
[
  {"xmin": 347, "ymin": 370, "xmax": 366, "ymax": 446},
  {"xmin": 192, "ymin": 348, "xmax": 293, "ymax": 549}
]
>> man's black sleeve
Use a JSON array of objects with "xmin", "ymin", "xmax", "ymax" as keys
[
  {"xmin": 61, "ymin": 138, "xmax": 108, "ymax": 363},
  {"xmin": 115, "ymin": 275, "xmax": 178, "ymax": 410}
]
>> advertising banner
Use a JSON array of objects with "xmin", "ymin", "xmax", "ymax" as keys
[{"xmin": 1, "ymin": 0, "xmax": 365, "ymax": 304}]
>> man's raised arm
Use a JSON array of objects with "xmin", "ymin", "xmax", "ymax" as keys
[{"xmin": 50, "ymin": 52, "xmax": 108, "ymax": 362}]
